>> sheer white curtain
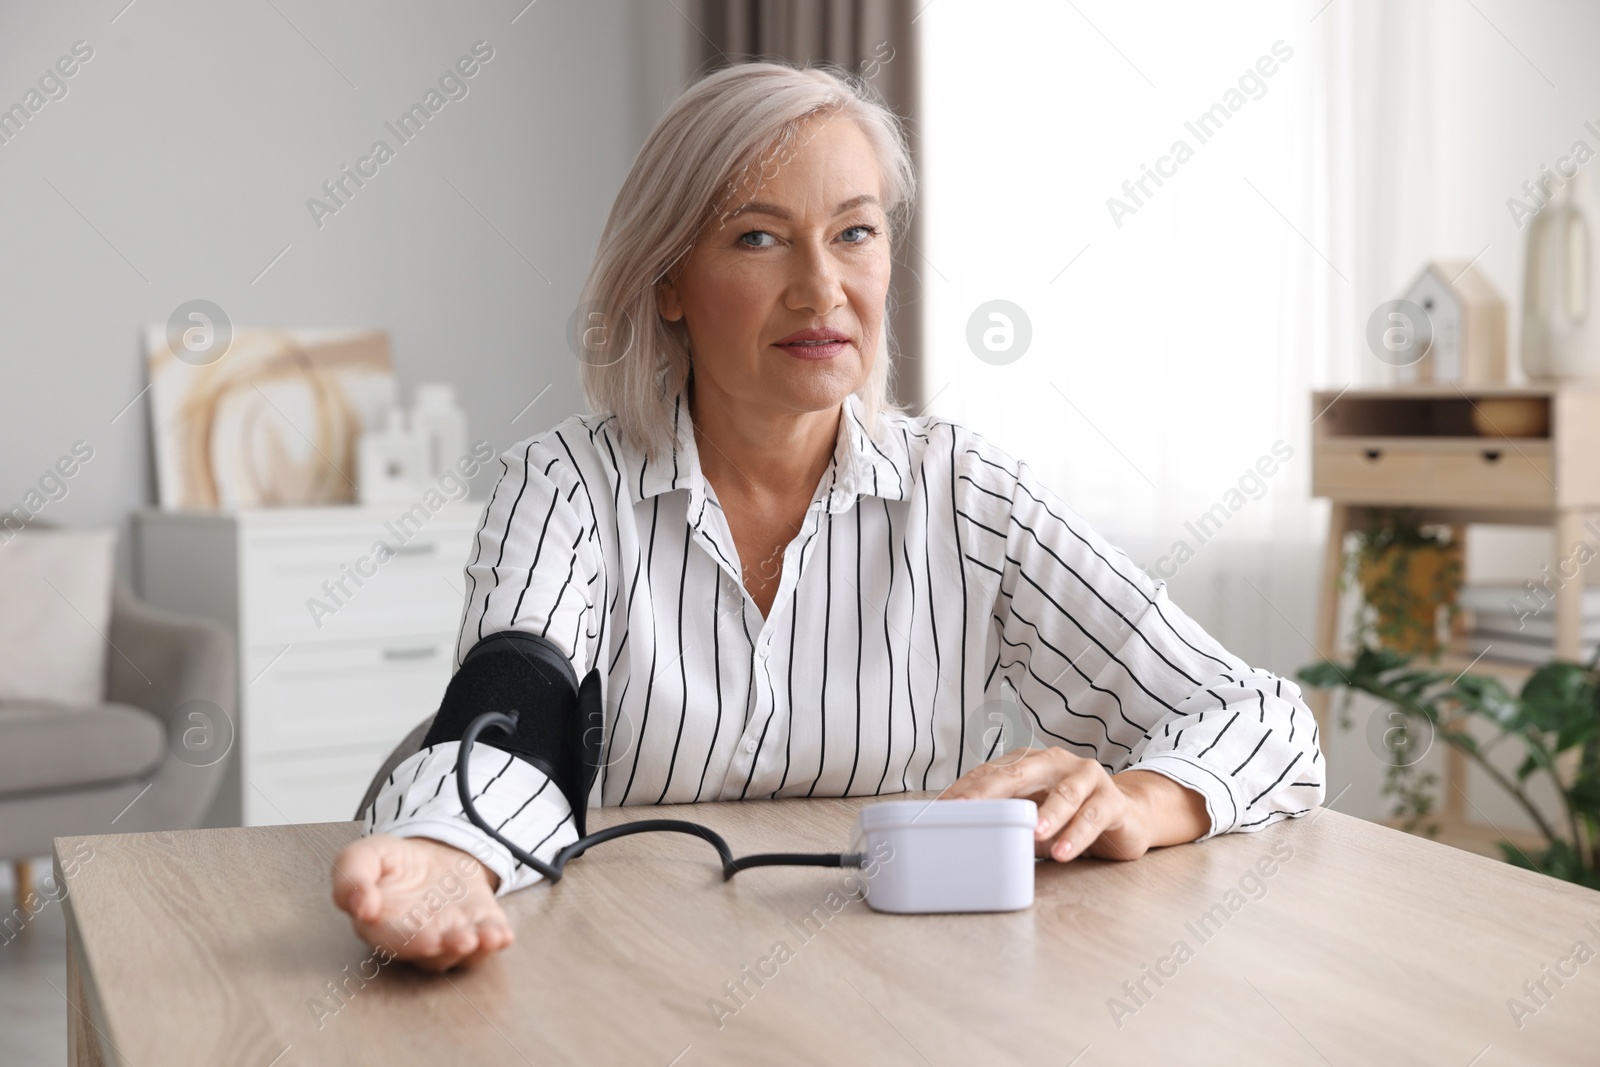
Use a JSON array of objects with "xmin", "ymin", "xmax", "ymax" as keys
[{"xmin": 916, "ymin": 0, "xmax": 1367, "ymax": 682}]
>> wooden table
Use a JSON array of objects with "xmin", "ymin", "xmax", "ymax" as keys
[{"xmin": 57, "ymin": 792, "xmax": 1600, "ymax": 1066}]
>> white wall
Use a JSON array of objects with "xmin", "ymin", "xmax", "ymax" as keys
[{"xmin": 0, "ymin": 0, "xmax": 690, "ymax": 566}]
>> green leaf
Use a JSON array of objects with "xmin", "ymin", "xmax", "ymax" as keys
[
  {"xmin": 1498, "ymin": 839, "xmax": 1596, "ymax": 886},
  {"xmin": 1520, "ymin": 663, "xmax": 1596, "ymax": 733},
  {"xmin": 1498, "ymin": 840, "xmax": 1545, "ymax": 872},
  {"xmin": 1361, "ymin": 646, "xmax": 1416, "ymax": 675},
  {"xmin": 1555, "ymin": 716, "xmax": 1598, "ymax": 754},
  {"xmin": 1569, "ymin": 781, "xmax": 1600, "ymax": 816},
  {"xmin": 1297, "ymin": 661, "xmax": 1351, "ymax": 689},
  {"xmin": 1450, "ymin": 675, "xmax": 1521, "ymax": 727}
]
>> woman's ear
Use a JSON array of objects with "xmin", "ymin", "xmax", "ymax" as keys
[{"xmin": 656, "ymin": 280, "xmax": 683, "ymax": 323}]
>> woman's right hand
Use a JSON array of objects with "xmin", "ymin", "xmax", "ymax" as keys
[{"xmin": 330, "ymin": 833, "xmax": 515, "ymax": 971}]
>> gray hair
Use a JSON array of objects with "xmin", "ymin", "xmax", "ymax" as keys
[{"xmin": 576, "ymin": 61, "xmax": 915, "ymax": 463}]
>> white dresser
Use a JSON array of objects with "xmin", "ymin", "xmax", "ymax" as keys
[{"xmin": 134, "ymin": 503, "xmax": 482, "ymax": 827}]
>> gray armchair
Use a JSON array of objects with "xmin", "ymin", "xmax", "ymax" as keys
[
  {"xmin": 354, "ymin": 713, "xmax": 436, "ymax": 824},
  {"xmin": 0, "ymin": 579, "xmax": 236, "ymax": 909}
]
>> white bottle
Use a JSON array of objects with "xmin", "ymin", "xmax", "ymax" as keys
[
  {"xmin": 1521, "ymin": 166, "xmax": 1600, "ymax": 381},
  {"xmin": 410, "ymin": 383, "xmax": 468, "ymax": 480},
  {"xmin": 357, "ymin": 406, "xmax": 424, "ymax": 504}
]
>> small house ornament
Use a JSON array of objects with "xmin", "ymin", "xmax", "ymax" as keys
[{"xmin": 1395, "ymin": 261, "xmax": 1508, "ymax": 383}]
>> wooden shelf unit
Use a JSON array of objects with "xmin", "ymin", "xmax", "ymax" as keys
[{"xmin": 1310, "ymin": 382, "xmax": 1600, "ymax": 847}]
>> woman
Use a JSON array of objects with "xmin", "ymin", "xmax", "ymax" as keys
[{"xmin": 331, "ymin": 62, "xmax": 1324, "ymax": 971}]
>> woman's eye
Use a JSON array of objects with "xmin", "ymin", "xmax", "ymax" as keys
[
  {"xmin": 738, "ymin": 230, "xmax": 776, "ymax": 248},
  {"xmin": 742, "ymin": 227, "xmax": 883, "ymax": 249}
]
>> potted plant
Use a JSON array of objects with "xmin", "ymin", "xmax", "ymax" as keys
[
  {"xmin": 1298, "ymin": 646, "xmax": 1600, "ymax": 889},
  {"xmin": 1346, "ymin": 509, "xmax": 1464, "ymax": 658}
]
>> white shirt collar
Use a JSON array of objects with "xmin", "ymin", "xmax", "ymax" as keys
[{"xmin": 626, "ymin": 385, "xmax": 912, "ymax": 513}]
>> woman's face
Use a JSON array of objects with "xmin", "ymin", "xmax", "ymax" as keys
[{"xmin": 658, "ymin": 113, "xmax": 892, "ymax": 418}]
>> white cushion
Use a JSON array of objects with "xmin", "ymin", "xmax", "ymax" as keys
[{"xmin": 0, "ymin": 528, "xmax": 117, "ymax": 707}]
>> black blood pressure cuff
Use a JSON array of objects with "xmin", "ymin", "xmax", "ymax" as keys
[{"xmin": 421, "ymin": 631, "xmax": 605, "ymax": 838}]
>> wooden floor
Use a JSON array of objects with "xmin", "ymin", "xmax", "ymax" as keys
[{"xmin": 0, "ymin": 856, "xmax": 68, "ymax": 1067}]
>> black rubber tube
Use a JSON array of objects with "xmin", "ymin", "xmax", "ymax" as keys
[{"xmin": 456, "ymin": 710, "xmax": 860, "ymax": 885}]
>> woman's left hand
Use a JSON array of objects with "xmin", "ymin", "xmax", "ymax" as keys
[{"xmin": 943, "ymin": 747, "xmax": 1160, "ymax": 863}]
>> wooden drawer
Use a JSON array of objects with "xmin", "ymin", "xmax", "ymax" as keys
[
  {"xmin": 1312, "ymin": 438, "xmax": 1554, "ymax": 508},
  {"xmin": 247, "ymin": 743, "xmax": 395, "ymax": 825},
  {"xmin": 245, "ymin": 635, "xmax": 452, "ymax": 757},
  {"xmin": 241, "ymin": 521, "xmax": 476, "ymax": 646}
]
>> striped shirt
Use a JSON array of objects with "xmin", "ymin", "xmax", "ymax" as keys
[{"xmin": 366, "ymin": 386, "xmax": 1326, "ymax": 895}]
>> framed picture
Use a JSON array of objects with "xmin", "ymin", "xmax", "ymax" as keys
[{"xmin": 144, "ymin": 327, "xmax": 397, "ymax": 509}]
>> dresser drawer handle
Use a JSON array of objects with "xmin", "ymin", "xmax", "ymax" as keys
[
  {"xmin": 382, "ymin": 646, "xmax": 439, "ymax": 661},
  {"xmin": 1482, "ymin": 449, "xmax": 1503, "ymax": 463},
  {"xmin": 389, "ymin": 542, "xmax": 438, "ymax": 557},
  {"xmin": 1362, "ymin": 448, "xmax": 1382, "ymax": 461}
]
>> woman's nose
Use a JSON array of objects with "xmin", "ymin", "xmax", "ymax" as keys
[{"xmin": 785, "ymin": 241, "xmax": 846, "ymax": 314}]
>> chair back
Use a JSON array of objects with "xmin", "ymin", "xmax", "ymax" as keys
[{"xmin": 353, "ymin": 714, "xmax": 436, "ymax": 822}]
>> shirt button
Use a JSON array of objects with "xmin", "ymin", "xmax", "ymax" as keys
[
  {"xmin": 743, "ymin": 738, "xmax": 758, "ymax": 754},
  {"xmin": 756, "ymin": 645, "xmax": 770, "ymax": 661}
]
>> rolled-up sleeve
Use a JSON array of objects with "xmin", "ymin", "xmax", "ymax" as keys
[
  {"xmin": 365, "ymin": 741, "xmax": 578, "ymax": 896},
  {"xmin": 970, "ymin": 450, "xmax": 1325, "ymax": 840}
]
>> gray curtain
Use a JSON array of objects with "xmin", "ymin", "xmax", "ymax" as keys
[{"xmin": 695, "ymin": 0, "xmax": 926, "ymax": 411}]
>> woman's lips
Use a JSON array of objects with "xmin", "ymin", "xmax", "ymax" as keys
[{"xmin": 775, "ymin": 338, "xmax": 850, "ymax": 360}]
